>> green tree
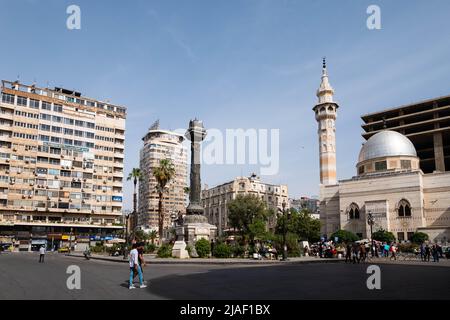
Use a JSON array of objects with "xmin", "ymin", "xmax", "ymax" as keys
[
  {"xmin": 127, "ymin": 168, "xmax": 143, "ymax": 214},
  {"xmin": 330, "ymin": 229, "xmax": 360, "ymax": 243},
  {"xmin": 290, "ymin": 209, "xmax": 321, "ymax": 242},
  {"xmin": 195, "ymin": 238, "xmax": 211, "ymax": 258},
  {"xmin": 213, "ymin": 242, "xmax": 232, "ymax": 258},
  {"xmin": 127, "ymin": 168, "xmax": 143, "ymax": 234},
  {"xmin": 153, "ymin": 159, "xmax": 176, "ymax": 239},
  {"xmin": 410, "ymin": 232, "xmax": 429, "ymax": 244},
  {"xmin": 372, "ymin": 228, "xmax": 396, "ymax": 243},
  {"xmin": 227, "ymin": 194, "xmax": 270, "ymax": 245},
  {"xmin": 149, "ymin": 230, "xmax": 158, "ymax": 245}
]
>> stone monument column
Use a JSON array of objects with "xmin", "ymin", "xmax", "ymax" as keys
[
  {"xmin": 171, "ymin": 119, "xmax": 217, "ymax": 259},
  {"xmin": 185, "ymin": 119, "xmax": 206, "ymax": 216}
]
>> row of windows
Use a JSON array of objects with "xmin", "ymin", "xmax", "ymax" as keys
[
  {"xmin": 13, "ymin": 132, "xmax": 37, "ymax": 140},
  {"xmin": 39, "ymin": 113, "xmax": 94, "ymax": 128},
  {"xmin": 38, "ymin": 135, "xmax": 94, "ymax": 148},
  {"xmin": 14, "ymin": 110, "xmax": 39, "ymax": 119},
  {"xmin": 38, "ymin": 124, "xmax": 95, "ymax": 138},
  {"xmin": 14, "ymin": 121, "xmax": 38, "ymax": 129},
  {"xmin": 347, "ymin": 199, "xmax": 412, "ymax": 219},
  {"xmin": 95, "ymin": 135, "xmax": 114, "ymax": 142},
  {"xmin": 2, "ymin": 92, "xmax": 126, "ymax": 115},
  {"xmin": 95, "ymin": 125, "xmax": 115, "ymax": 133}
]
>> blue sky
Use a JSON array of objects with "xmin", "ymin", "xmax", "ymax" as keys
[{"xmin": 1, "ymin": 0, "xmax": 450, "ymax": 210}]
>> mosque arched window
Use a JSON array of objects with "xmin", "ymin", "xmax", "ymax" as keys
[
  {"xmin": 348, "ymin": 203, "xmax": 360, "ymax": 220},
  {"xmin": 398, "ymin": 199, "xmax": 412, "ymax": 217}
]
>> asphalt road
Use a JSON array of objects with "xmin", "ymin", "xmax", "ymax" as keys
[{"xmin": 0, "ymin": 252, "xmax": 449, "ymax": 300}]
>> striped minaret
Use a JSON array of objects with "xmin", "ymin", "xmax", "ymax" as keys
[{"xmin": 313, "ymin": 58, "xmax": 338, "ymax": 185}]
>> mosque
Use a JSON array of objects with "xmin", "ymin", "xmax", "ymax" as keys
[{"xmin": 314, "ymin": 59, "xmax": 450, "ymax": 243}]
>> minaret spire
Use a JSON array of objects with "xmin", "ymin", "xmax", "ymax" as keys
[
  {"xmin": 312, "ymin": 57, "xmax": 338, "ymax": 186},
  {"xmin": 317, "ymin": 57, "xmax": 334, "ymax": 104}
]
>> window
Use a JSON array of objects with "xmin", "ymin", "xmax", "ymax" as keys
[
  {"xmin": 397, "ymin": 232, "xmax": 405, "ymax": 242},
  {"xmin": 85, "ymin": 132, "xmax": 94, "ymax": 139},
  {"xmin": 53, "ymin": 104, "xmax": 63, "ymax": 112},
  {"xmin": 375, "ymin": 161, "xmax": 387, "ymax": 171},
  {"xmin": 398, "ymin": 199, "xmax": 412, "ymax": 217},
  {"xmin": 63, "ymin": 139, "xmax": 73, "ymax": 145},
  {"xmin": 75, "ymin": 120, "xmax": 84, "ymax": 127},
  {"xmin": 64, "ymin": 128, "xmax": 73, "ymax": 135},
  {"xmin": 51, "ymin": 126, "xmax": 62, "ymax": 133},
  {"xmin": 74, "ymin": 130, "xmax": 83, "ymax": 137},
  {"xmin": 2, "ymin": 93, "xmax": 14, "ymax": 104},
  {"xmin": 86, "ymin": 122, "xmax": 95, "ymax": 129},
  {"xmin": 401, "ymin": 160, "xmax": 411, "ymax": 169},
  {"xmin": 39, "ymin": 135, "xmax": 50, "ymax": 142},
  {"xmin": 348, "ymin": 203, "xmax": 360, "ymax": 219},
  {"xmin": 52, "ymin": 116, "xmax": 62, "ymax": 123},
  {"xmin": 358, "ymin": 166, "xmax": 364, "ymax": 174},
  {"xmin": 17, "ymin": 96, "xmax": 27, "ymax": 106},
  {"xmin": 50, "ymin": 137, "xmax": 61, "ymax": 143},
  {"xmin": 30, "ymin": 99, "xmax": 40, "ymax": 109},
  {"xmin": 64, "ymin": 118, "xmax": 74, "ymax": 125},
  {"xmin": 407, "ymin": 232, "xmax": 414, "ymax": 241},
  {"xmin": 41, "ymin": 101, "xmax": 51, "ymax": 110},
  {"xmin": 40, "ymin": 113, "xmax": 51, "ymax": 121},
  {"xmin": 39, "ymin": 124, "xmax": 50, "ymax": 131}
]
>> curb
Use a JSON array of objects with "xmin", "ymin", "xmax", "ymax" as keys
[{"xmin": 66, "ymin": 254, "xmax": 344, "ymax": 265}]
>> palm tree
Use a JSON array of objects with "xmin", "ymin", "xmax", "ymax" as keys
[
  {"xmin": 127, "ymin": 168, "xmax": 143, "ymax": 231},
  {"xmin": 149, "ymin": 230, "xmax": 157, "ymax": 245},
  {"xmin": 153, "ymin": 159, "xmax": 176, "ymax": 239}
]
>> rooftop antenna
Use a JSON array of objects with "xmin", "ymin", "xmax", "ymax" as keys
[{"xmin": 322, "ymin": 56, "xmax": 326, "ymax": 69}]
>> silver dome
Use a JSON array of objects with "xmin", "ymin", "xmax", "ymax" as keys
[{"xmin": 358, "ymin": 130, "xmax": 417, "ymax": 163}]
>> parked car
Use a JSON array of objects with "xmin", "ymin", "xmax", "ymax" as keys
[{"xmin": 58, "ymin": 247, "xmax": 70, "ymax": 253}]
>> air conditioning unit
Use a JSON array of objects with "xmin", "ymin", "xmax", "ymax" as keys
[
  {"xmin": 21, "ymin": 195, "xmax": 26, "ymax": 199},
  {"xmin": 12, "ymin": 148, "xmax": 17, "ymax": 151},
  {"xmin": 61, "ymin": 155, "xmax": 64, "ymax": 158},
  {"xmin": 5, "ymin": 170, "xmax": 9, "ymax": 174},
  {"xmin": 29, "ymin": 183, "xmax": 34, "ymax": 186},
  {"xmin": 28, "ymin": 195, "xmax": 32, "ymax": 199},
  {"xmin": 60, "ymin": 186, "xmax": 63, "ymax": 190},
  {"xmin": 5, "ymin": 159, "xmax": 9, "ymax": 163},
  {"xmin": 54, "ymin": 175, "xmax": 58, "ymax": 179},
  {"xmin": 47, "ymin": 197, "xmax": 51, "ymax": 200}
]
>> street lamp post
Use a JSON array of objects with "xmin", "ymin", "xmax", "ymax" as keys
[
  {"xmin": 123, "ymin": 213, "xmax": 129, "ymax": 260},
  {"xmin": 69, "ymin": 227, "xmax": 73, "ymax": 254},
  {"xmin": 281, "ymin": 200, "xmax": 288, "ymax": 261},
  {"xmin": 367, "ymin": 210, "xmax": 375, "ymax": 257}
]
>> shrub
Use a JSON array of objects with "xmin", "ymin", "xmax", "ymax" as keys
[
  {"xmin": 231, "ymin": 243, "xmax": 245, "ymax": 258},
  {"xmin": 372, "ymin": 229, "xmax": 396, "ymax": 243},
  {"xmin": 213, "ymin": 243, "xmax": 232, "ymax": 258},
  {"xmin": 144, "ymin": 243, "xmax": 156, "ymax": 254},
  {"xmin": 410, "ymin": 232, "xmax": 429, "ymax": 244},
  {"xmin": 195, "ymin": 239, "xmax": 211, "ymax": 258},
  {"xmin": 157, "ymin": 244, "xmax": 173, "ymax": 258},
  {"xmin": 398, "ymin": 243, "xmax": 419, "ymax": 253},
  {"xmin": 330, "ymin": 230, "xmax": 360, "ymax": 243},
  {"xmin": 90, "ymin": 243, "xmax": 105, "ymax": 253}
]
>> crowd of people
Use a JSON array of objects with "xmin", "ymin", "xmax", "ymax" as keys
[{"xmin": 306, "ymin": 240, "xmax": 446, "ymax": 264}]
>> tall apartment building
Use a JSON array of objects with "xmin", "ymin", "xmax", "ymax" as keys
[
  {"xmin": 289, "ymin": 196, "xmax": 320, "ymax": 219},
  {"xmin": 0, "ymin": 80, "xmax": 126, "ymax": 251},
  {"xmin": 202, "ymin": 174, "xmax": 289, "ymax": 235},
  {"xmin": 361, "ymin": 95, "xmax": 450, "ymax": 173},
  {"xmin": 138, "ymin": 123, "xmax": 187, "ymax": 232}
]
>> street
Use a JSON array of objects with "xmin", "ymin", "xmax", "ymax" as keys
[{"xmin": 0, "ymin": 252, "xmax": 449, "ymax": 300}]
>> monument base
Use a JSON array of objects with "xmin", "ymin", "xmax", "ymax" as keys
[
  {"xmin": 174, "ymin": 214, "xmax": 217, "ymax": 258},
  {"xmin": 171, "ymin": 240, "xmax": 190, "ymax": 259}
]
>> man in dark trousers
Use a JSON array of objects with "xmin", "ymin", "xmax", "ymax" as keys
[{"xmin": 39, "ymin": 245, "xmax": 46, "ymax": 263}]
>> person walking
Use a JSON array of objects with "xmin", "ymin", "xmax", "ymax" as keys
[
  {"xmin": 359, "ymin": 243, "xmax": 366, "ymax": 262},
  {"xmin": 352, "ymin": 243, "xmax": 360, "ymax": 264},
  {"xmin": 432, "ymin": 244, "xmax": 439, "ymax": 262},
  {"xmin": 134, "ymin": 242, "xmax": 146, "ymax": 284},
  {"xmin": 420, "ymin": 243, "xmax": 425, "ymax": 261},
  {"xmin": 39, "ymin": 245, "xmax": 46, "ymax": 263},
  {"xmin": 129, "ymin": 243, "xmax": 146, "ymax": 289},
  {"xmin": 345, "ymin": 243, "xmax": 352, "ymax": 263},
  {"xmin": 424, "ymin": 244, "xmax": 431, "ymax": 262},
  {"xmin": 390, "ymin": 244, "xmax": 397, "ymax": 260}
]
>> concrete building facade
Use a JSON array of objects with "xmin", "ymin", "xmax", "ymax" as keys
[
  {"xmin": 138, "ymin": 125, "xmax": 187, "ymax": 231},
  {"xmin": 202, "ymin": 174, "xmax": 289, "ymax": 235},
  {"xmin": 0, "ymin": 80, "xmax": 126, "ymax": 251}
]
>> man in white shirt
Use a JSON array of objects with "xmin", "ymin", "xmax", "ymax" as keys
[
  {"xmin": 129, "ymin": 243, "xmax": 146, "ymax": 289},
  {"xmin": 39, "ymin": 246, "xmax": 46, "ymax": 263}
]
